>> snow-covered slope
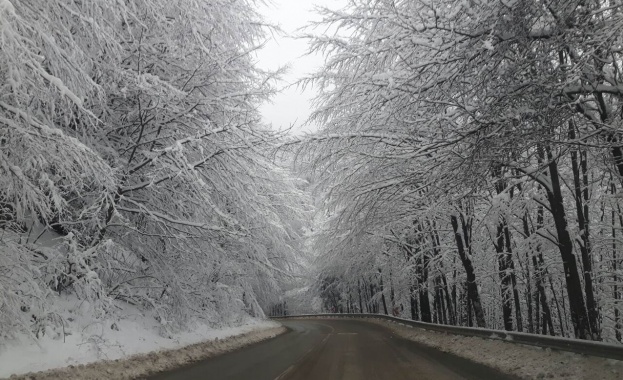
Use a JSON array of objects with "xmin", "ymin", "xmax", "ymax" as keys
[{"xmin": 0, "ymin": 295, "xmax": 280, "ymax": 378}]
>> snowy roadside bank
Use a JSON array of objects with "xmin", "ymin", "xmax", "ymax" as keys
[
  {"xmin": 1, "ymin": 320, "xmax": 286, "ymax": 380},
  {"xmin": 367, "ymin": 318, "xmax": 623, "ymax": 380}
]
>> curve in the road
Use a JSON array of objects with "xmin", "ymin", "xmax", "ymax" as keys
[{"xmin": 146, "ymin": 318, "xmax": 518, "ymax": 380}]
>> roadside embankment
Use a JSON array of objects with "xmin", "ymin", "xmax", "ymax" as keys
[
  {"xmin": 4, "ymin": 325, "xmax": 286, "ymax": 380},
  {"xmin": 368, "ymin": 318, "xmax": 622, "ymax": 380}
]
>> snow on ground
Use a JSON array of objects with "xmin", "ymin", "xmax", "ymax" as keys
[
  {"xmin": 370, "ymin": 318, "xmax": 623, "ymax": 380},
  {"xmin": 3, "ymin": 325, "xmax": 285, "ymax": 380},
  {"xmin": 0, "ymin": 296, "xmax": 283, "ymax": 379}
]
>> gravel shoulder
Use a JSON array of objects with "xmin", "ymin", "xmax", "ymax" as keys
[
  {"xmin": 365, "ymin": 318, "xmax": 623, "ymax": 380},
  {"xmin": 5, "ymin": 326, "xmax": 286, "ymax": 380}
]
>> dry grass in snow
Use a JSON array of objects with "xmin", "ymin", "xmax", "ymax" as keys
[
  {"xmin": 368, "ymin": 318, "xmax": 623, "ymax": 380},
  {"xmin": 0, "ymin": 296, "xmax": 281, "ymax": 378},
  {"xmin": 4, "ymin": 326, "xmax": 286, "ymax": 380}
]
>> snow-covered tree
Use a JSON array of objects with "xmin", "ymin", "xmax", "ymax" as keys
[
  {"xmin": 0, "ymin": 0, "xmax": 307, "ymax": 340},
  {"xmin": 302, "ymin": 0, "xmax": 623, "ymax": 342}
]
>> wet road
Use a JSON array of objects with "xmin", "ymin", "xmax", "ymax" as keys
[{"xmin": 147, "ymin": 318, "xmax": 517, "ymax": 380}]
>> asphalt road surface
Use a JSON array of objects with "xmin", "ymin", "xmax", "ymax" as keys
[{"xmin": 147, "ymin": 318, "xmax": 518, "ymax": 380}]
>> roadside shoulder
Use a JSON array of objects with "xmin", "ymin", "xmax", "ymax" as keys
[
  {"xmin": 367, "ymin": 318, "xmax": 623, "ymax": 380},
  {"xmin": 5, "ymin": 325, "xmax": 286, "ymax": 380}
]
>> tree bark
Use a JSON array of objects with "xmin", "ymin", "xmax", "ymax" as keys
[
  {"xmin": 495, "ymin": 221, "xmax": 514, "ymax": 331},
  {"xmin": 430, "ymin": 223, "xmax": 456, "ymax": 325},
  {"xmin": 414, "ymin": 244, "xmax": 432, "ymax": 322},
  {"xmin": 379, "ymin": 269, "xmax": 389, "ymax": 315},
  {"xmin": 410, "ymin": 280, "xmax": 419, "ymax": 320},
  {"xmin": 542, "ymin": 146, "xmax": 592, "ymax": 339},
  {"xmin": 358, "ymin": 279, "xmax": 364, "ymax": 314},
  {"xmin": 441, "ymin": 273, "xmax": 456, "ymax": 325},
  {"xmin": 569, "ymin": 122, "xmax": 600, "ymax": 339},
  {"xmin": 612, "ymin": 182, "xmax": 622, "ymax": 342},
  {"xmin": 521, "ymin": 211, "xmax": 535, "ymax": 334},
  {"xmin": 451, "ymin": 209, "xmax": 486, "ymax": 327}
]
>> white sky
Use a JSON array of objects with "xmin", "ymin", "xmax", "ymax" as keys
[{"xmin": 256, "ymin": 0, "xmax": 345, "ymax": 134}]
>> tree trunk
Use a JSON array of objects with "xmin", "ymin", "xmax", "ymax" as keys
[
  {"xmin": 410, "ymin": 280, "xmax": 419, "ymax": 320},
  {"xmin": 441, "ymin": 273, "xmax": 456, "ymax": 325},
  {"xmin": 451, "ymin": 210, "xmax": 486, "ymax": 327},
  {"xmin": 452, "ymin": 257, "xmax": 458, "ymax": 324},
  {"xmin": 542, "ymin": 146, "xmax": 592, "ymax": 339},
  {"xmin": 521, "ymin": 211, "xmax": 535, "ymax": 333},
  {"xmin": 389, "ymin": 267, "xmax": 396, "ymax": 313},
  {"xmin": 535, "ymin": 201, "xmax": 556, "ymax": 335},
  {"xmin": 615, "ymin": 216, "xmax": 622, "ymax": 342},
  {"xmin": 505, "ymin": 224, "xmax": 524, "ymax": 332},
  {"xmin": 371, "ymin": 283, "xmax": 380, "ymax": 313},
  {"xmin": 492, "ymin": 165, "xmax": 517, "ymax": 331},
  {"xmin": 612, "ymin": 182, "xmax": 622, "ymax": 342},
  {"xmin": 569, "ymin": 123, "xmax": 600, "ymax": 339},
  {"xmin": 403, "ymin": 222, "xmax": 430, "ymax": 321},
  {"xmin": 435, "ymin": 276, "xmax": 448, "ymax": 324},
  {"xmin": 365, "ymin": 282, "xmax": 370, "ymax": 313},
  {"xmin": 550, "ymin": 275, "xmax": 566, "ymax": 336},
  {"xmin": 495, "ymin": 221, "xmax": 514, "ymax": 331},
  {"xmin": 416, "ymin": 250, "xmax": 432, "ymax": 322},
  {"xmin": 431, "ymin": 223, "xmax": 456, "ymax": 325},
  {"xmin": 466, "ymin": 282, "xmax": 474, "ymax": 327},
  {"xmin": 533, "ymin": 255, "xmax": 555, "ymax": 335},
  {"xmin": 379, "ymin": 269, "xmax": 389, "ymax": 315},
  {"xmin": 357, "ymin": 280, "xmax": 363, "ymax": 313}
]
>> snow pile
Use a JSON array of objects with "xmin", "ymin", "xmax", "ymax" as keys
[
  {"xmin": 0, "ymin": 295, "xmax": 283, "ymax": 379},
  {"xmin": 372, "ymin": 319, "xmax": 623, "ymax": 379}
]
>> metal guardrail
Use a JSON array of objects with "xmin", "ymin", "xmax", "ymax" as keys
[{"xmin": 275, "ymin": 313, "xmax": 623, "ymax": 361}]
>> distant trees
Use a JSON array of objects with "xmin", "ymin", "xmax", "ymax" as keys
[
  {"xmin": 0, "ymin": 0, "xmax": 307, "ymax": 339},
  {"xmin": 304, "ymin": 0, "xmax": 623, "ymax": 341}
]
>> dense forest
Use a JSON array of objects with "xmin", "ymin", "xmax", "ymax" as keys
[
  {"xmin": 299, "ymin": 0, "xmax": 623, "ymax": 343},
  {"xmin": 3, "ymin": 0, "xmax": 623, "ymax": 351},
  {"xmin": 0, "ymin": 0, "xmax": 307, "ymax": 340}
]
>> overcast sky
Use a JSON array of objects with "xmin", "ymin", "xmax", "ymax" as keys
[{"xmin": 256, "ymin": 0, "xmax": 345, "ymax": 134}]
